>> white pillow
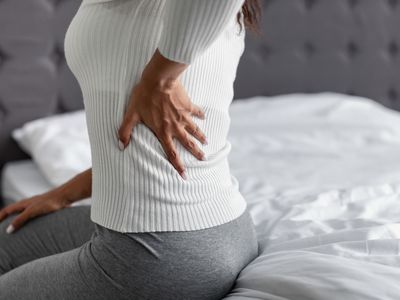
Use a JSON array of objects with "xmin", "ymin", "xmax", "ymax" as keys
[{"xmin": 12, "ymin": 110, "xmax": 91, "ymax": 187}]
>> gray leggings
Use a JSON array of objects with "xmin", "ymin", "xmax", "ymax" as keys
[{"xmin": 0, "ymin": 205, "xmax": 259, "ymax": 300}]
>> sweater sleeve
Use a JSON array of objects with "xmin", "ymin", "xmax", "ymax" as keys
[{"xmin": 157, "ymin": 0, "xmax": 245, "ymax": 65}]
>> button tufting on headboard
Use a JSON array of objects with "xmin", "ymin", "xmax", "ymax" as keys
[
  {"xmin": 47, "ymin": 0, "xmax": 63, "ymax": 8},
  {"xmin": 387, "ymin": 0, "xmax": 399, "ymax": 9},
  {"xmin": 260, "ymin": 44, "xmax": 273, "ymax": 61},
  {"xmin": 346, "ymin": 41, "xmax": 359, "ymax": 59},
  {"xmin": 0, "ymin": 98, "xmax": 6, "ymax": 119},
  {"xmin": 348, "ymin": 0, "xmax": 359, "ymax": 8},
  {"xmin": 55, "ymin": 95, "xmax": 66, "ymax": 114},
  {"xmin": 263, "ymin": 0, "xmax": 273, "ymax": 9},
  {"xmin": 346, "ymin": 89, "xmax": 356, "ymax": 96},
  {"xmin": 304, "ymin": 42, "xmax": 316, "ymax": 58},
  {"xmin": 51, "ymin": 45, "xmax": 65, "ymax": 69},
  {"xmin": 388, "ymin": 41, "xmax": 399, "ymax": 58},
  {"xmin": 0, "ymin": 47, "xmax": 7, "ymax": 68},
  {"xmin": 388, "ymin": 88, "xmax": 398, "ymax": 101},
  {"xmin": 304, "ymin": 0, "xmax": 317, "ymax": 10}
]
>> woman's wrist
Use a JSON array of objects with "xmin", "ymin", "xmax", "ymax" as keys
[
  {"xmin": 140, "ymin": 48, "xmax": 189, "ymax": 91},
  {"xmin": 51, "ymin": 168, "xmax": 92, "ymax": 205},
  {"xmin": 47, "ymin": 187, "xmax": 72, "ymax": 206}
]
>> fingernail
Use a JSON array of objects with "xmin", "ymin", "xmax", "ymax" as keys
[
  {"xmin": 204, "ymin": 140, "xmax": 208, "ymax": 145},
  {"xmin": 181, "ymin": 172, "xmax": 187, "ymax": 180},
  {"xmin": 6, "ymin": 224, "xmax": 14, "ymax": 234},
  {"xmin": 118, "ymin": 139, "xmax": 125, "ymax": 151}
]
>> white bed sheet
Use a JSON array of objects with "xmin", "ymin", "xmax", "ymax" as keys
[
  {"xmin": 223, "ymin": 93, "xmax": 400, "ymax": 300},
  {"xmin": 2, "ymin": 160, "xmax": 52, "ymax": 206},
  {"xmin": 2, "ymin": 92, "xmax": 400, "ymax": 299},
  {"xmin": 1, "ymin": 160, "xmax": 90, "ymax": 206}
]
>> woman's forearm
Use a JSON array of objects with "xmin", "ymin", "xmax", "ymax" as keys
[
  {"xmin": 140, "ymin": 48, "xmax": 189, "ymax": 90},
  {"xmin": 51, "ymin": 167, "xmax": 92, "ymax": 205}
]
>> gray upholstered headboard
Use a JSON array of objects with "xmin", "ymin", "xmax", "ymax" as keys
[
  {"xmin": 1, "ymin": 0, "xmax": 400, "ymax": 201},
  {"xmin": 235, "ymin": 0, "xmax": 400, "ymax": 104}
]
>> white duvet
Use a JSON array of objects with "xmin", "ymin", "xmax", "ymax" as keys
[
  {"xmin": 223, "ymin": 93, "xmax": 400, "ymax": 300},
  {"xmin": 5, "ymin": 92, "xmax": 400, "ymax": 299}
]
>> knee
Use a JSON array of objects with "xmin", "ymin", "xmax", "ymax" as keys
[
  {"xmin": 0, "ymin": 249, "xmax": 13, "ymax": 276},
  {"xmin": 0, "ymin": 215, "xmax": 18, "ymax": 275},
  {"xmin": 0, "ymin": 237, "xmax": 14, "ymax": 275}
]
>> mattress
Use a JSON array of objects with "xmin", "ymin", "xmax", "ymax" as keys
[
  {"xmin": 1, "ymin": 160, "xmax": 91, "ymax": 207},
  {"xmin": 3, "ymin": 92, "xmax": 400, "ymax": 299}
]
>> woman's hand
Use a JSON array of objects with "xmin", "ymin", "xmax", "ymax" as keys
[
  {"xmin": 0, "ymin": 167, "xmax": 92, "ymax": 234},
  {"xmin": 0, "ymin": 190, "xmax": 71, "ymax": 234},
  {"xmin": 117, "ymin": 76, "xmax": 208, "ymax": 179}
]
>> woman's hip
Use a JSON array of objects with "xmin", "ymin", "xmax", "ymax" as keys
[
  {"xmin": 87, "ymin": 207, "xmax": 259, "ymax": 299},
  {"xmin": 95, "ymin": 207, "xmax": 259, "ymax": 263}
]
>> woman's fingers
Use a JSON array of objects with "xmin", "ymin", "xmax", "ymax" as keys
[
  {"xmin": 184, "ymin": 120, "xmax": 208, "ymax": 145},
  {"xmin": 118, "ymin": 111, "xmax": 141, "ymax": 150},
  {"xmin": 7, "ymin": 208, "xmax": 41, "ymax": 233},
  {"xmin": 3, "ymin": 195, "xmax": 68, "ymax": 233},
  {"xmin": 176, "ymin": 128, "xmax": 205, "ymax": 161},
  {"xmin": 190, "ymin": 103, "xmax": 206, "ymax": 120},
  {"xmin": 0, "ymin": 202, "xmax": 28, "ymax": 223},
  {"xmin": 159, "ymin": 133, "xmax": 186, "ymax": 179}
]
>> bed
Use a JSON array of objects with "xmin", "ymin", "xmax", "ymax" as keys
[{"xmin": 1, "ymin": 0, "xmax": 400, "ymax": 299}]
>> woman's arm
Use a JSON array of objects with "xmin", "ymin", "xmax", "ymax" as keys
[
  {"xmin": 0, "ymin": 167, "xmax": 92, "ymax": 233},
  {"xmin": 55, "ymin": 167, "xmax": 92, "ymax": 205},
  {"xmin": 157, "ymin": 0, "xmax": 245, "ymax": 65},
  {"xmin": 117, "ymin": 0, "xmax": 245, "ymax": 179}
]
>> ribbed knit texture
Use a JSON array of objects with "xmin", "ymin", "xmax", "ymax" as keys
[{"xmin": 64, "ymin": 0, "xmax": 247, "ymax": 233}]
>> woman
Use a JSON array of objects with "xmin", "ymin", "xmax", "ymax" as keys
[{"xmin": 0, "ymin": 0, "xmax": 262, "ymax": 299}]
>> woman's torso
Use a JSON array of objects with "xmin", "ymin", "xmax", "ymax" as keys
[{"xmin": 64, "ymin": 0, "xmax": 248, "ymax": 233}]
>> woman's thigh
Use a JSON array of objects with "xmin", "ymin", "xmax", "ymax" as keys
[
  {"xmin": 0, "ymin": 236, "xmax": 129, "ymax": 300},
  {"xmin": 0, "ymin": 205, "xmax": 95, "ymax": 275}
]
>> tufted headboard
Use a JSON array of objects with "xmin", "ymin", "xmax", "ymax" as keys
[
  {"xmin": 235, "ymin": 0, "xmax": 400, "ymax": 105},
  {"xmin": 1, "ymin": 0, "xmax": 400, "ymax": 200}
]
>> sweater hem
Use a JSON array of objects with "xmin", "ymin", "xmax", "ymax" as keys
[{"xmin": 90, "ymin": 192, "xmax": 248, "ymax": 233}]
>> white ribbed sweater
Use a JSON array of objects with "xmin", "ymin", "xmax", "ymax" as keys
[{"xmin": 64, "ymin": 0, "xmax": 247, "ymax": 232}]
